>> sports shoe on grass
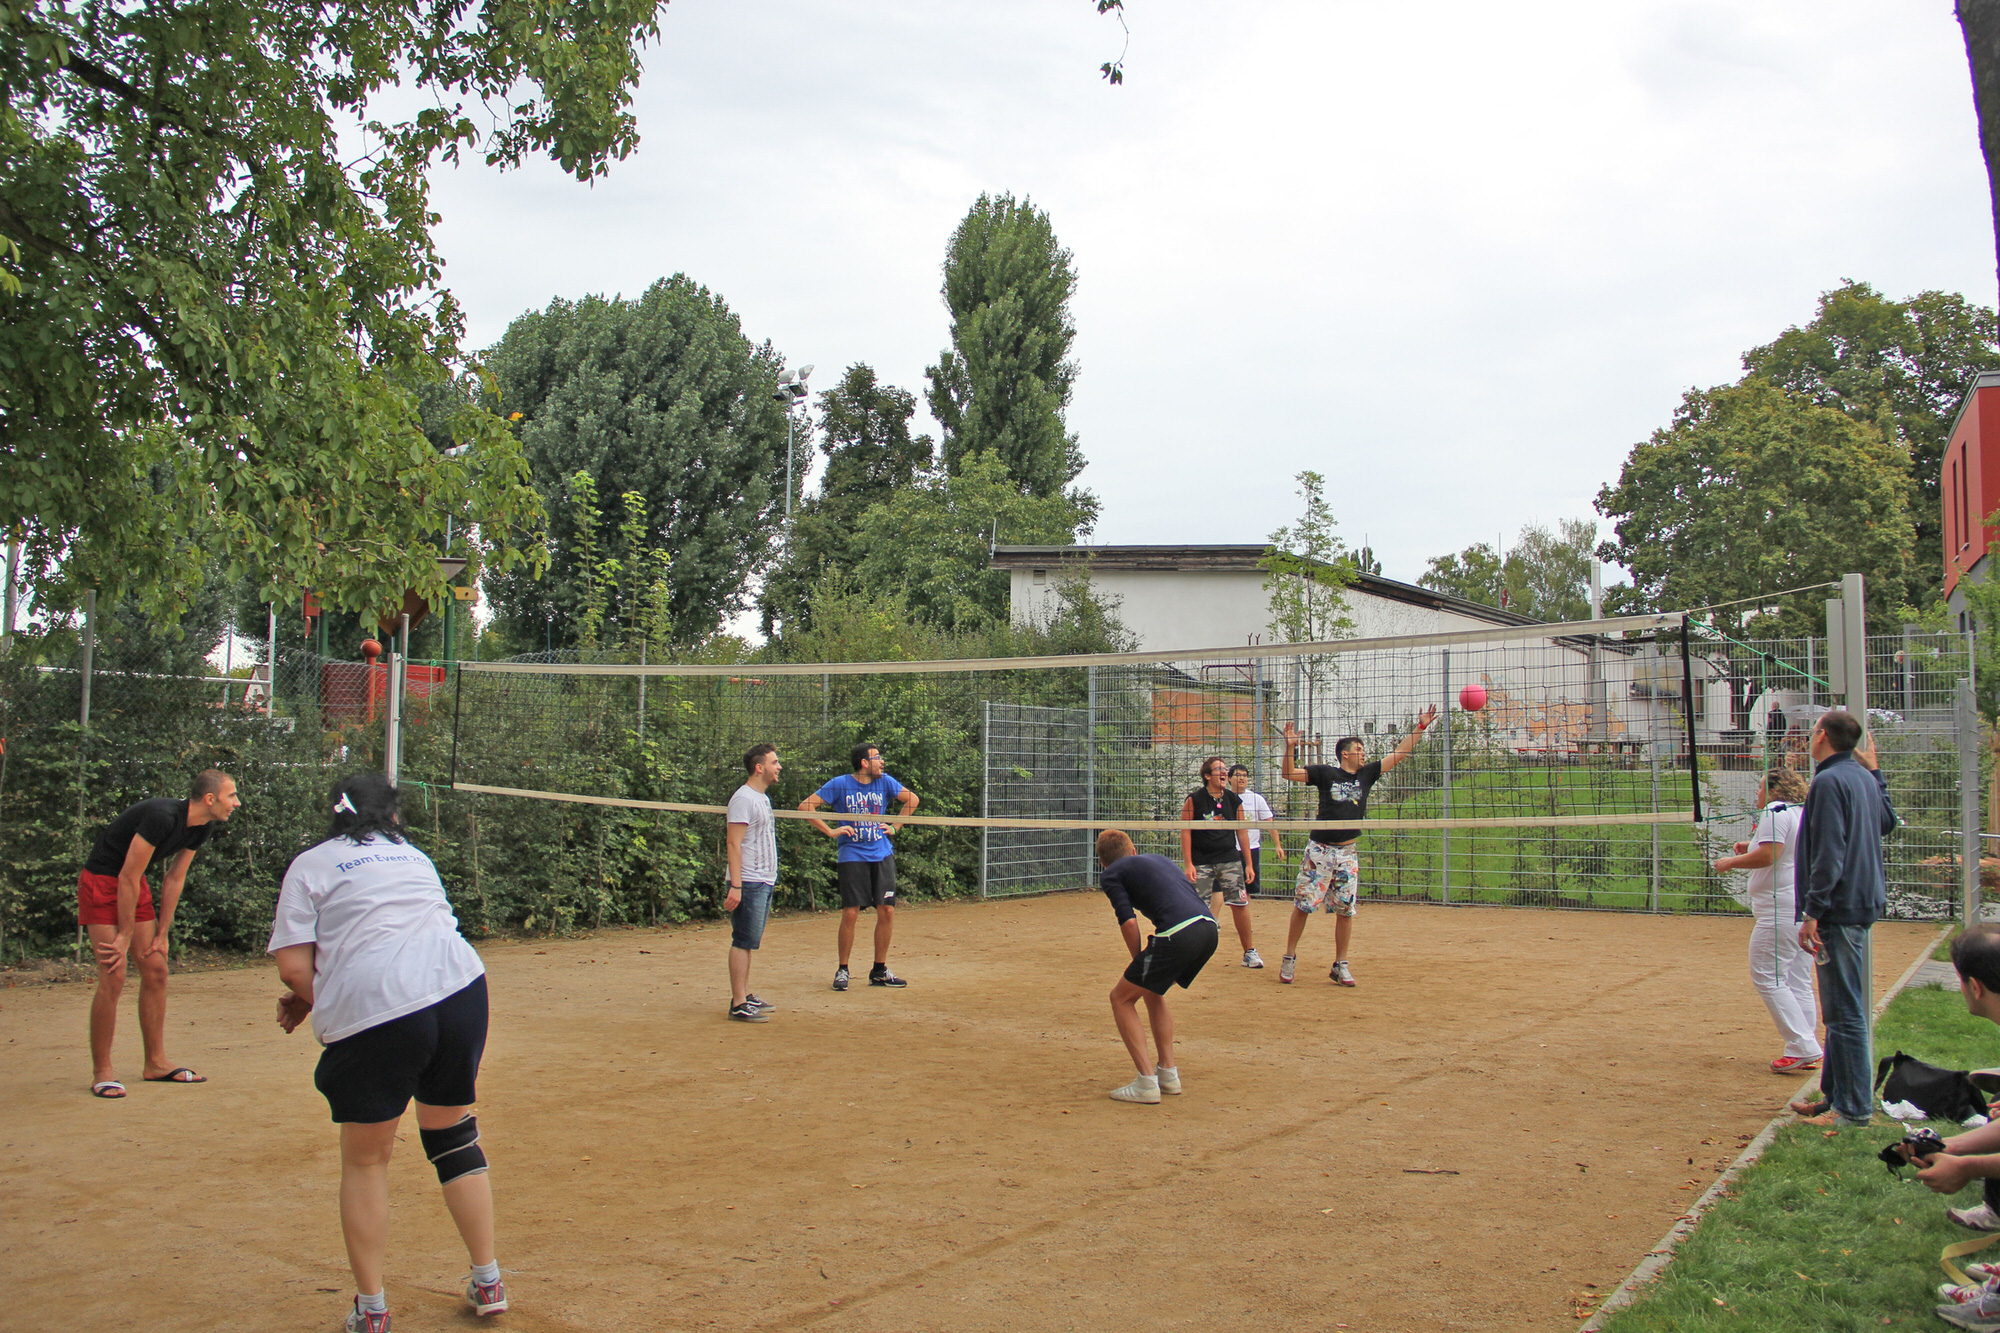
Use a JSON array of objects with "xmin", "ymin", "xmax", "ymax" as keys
[
  {"xmin": 869, "ymin": 967, "xmax": 908, "ymax": 988},
  {"xmin": 1937, "ymin": 1284, "xmax": 2000, "ymax": 1331},
  {"xmin": 465, "ymin": 1275, "xmax": 509, "ymax": 1317},
  {"xmin": 1279, "ymin": 955, "xmax": 1296, "ymax": 984},
  {"xmin": 1770, "ymin": 1054, "xmax": 1821, "ymax": 1074},
  {"xmin": 728, "ymin": 1001, "xmax": 769, "ymax": 1023},
  {"xmin": 1157, "ymin": 1066, "xmax": 1182, "ymax": 1095},
  {"xmin": 1243, "ymin": 949, "xmax": 1265, "ymax": 969},
  {"xmin": 1951, "ymin": 1203, "xmax": 2000, "ymax": 1232},
  {"xmin": 1942, "ymin": 1280, "xmax": 1993, "ymax": 1304},
  {"xmin": 745, "ymin": 994, "xmax": 775, "ymax": 1011},
  {"xmin": 1110, "ymin": 1076, "xmax": 1162, "ymax": 1104},
  {"xmin": 832, "ymin": 965, "xmax": 849, "ymax": 992},
  {"xmin": 345, "ymin": 1300, "xmax": 391, "ymax": 1333},
  {"xmin": 1330, "ymin": 960, "xmax": 1356, "ymax": 987}
]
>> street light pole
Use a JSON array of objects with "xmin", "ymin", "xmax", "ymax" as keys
[{"xmin": 774, "ymin": 364, "xmax": 814, "ymax": 526}]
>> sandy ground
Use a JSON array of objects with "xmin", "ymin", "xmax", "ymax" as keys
[{"xmin": 0, "ymin": 896, "xmax": 1939, "ymax": 1333}]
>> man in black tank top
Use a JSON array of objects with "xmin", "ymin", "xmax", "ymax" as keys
[{"xmin": 1179, "ymin": 756, "xmax": 1261, "ymax": 968}]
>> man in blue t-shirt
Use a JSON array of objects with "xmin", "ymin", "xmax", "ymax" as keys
[
  {"xmin": 801, "ymin": 742, "xmax": 921, "ymax": 991},
  {"xmin": 1097, "ymin": 828, "xmax": 1218, "ymax": 1104}
]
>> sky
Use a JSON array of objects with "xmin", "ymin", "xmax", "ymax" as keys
[{"xmin": 421, "ymin": 0, "xmax": 1998, "ymax": 591}]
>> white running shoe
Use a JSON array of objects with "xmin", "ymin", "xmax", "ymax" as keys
[
  {"xmin": 1951, "ymin": 1203, "xmax": 2000, "ymax": 1232},
  {"xmin": 1110, "ymin": 1076, "xmax": 1162, "ymax": 1104},
  {"xmin": 1330, "ymin": 960, "xmax": 1356, "ymax": 987},
  {"xmin": 464, "ymin": 1275, "xmax": 508, "ymax": 1317},
  {"xmin": 1243, "ymin": 948, "xmax": 1265, "ymax": 968},
  {"xmin": 1279, "ymin": 954, "xmax": 1296, "ymax": 983},
  {"xmin": 1157, "ymin": 1066, "xmax": 1182, "ymax": 1095}
]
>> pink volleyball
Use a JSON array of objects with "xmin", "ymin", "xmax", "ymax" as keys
[{"xmin": 1458, "ymin": 683, "xmax": 1488, "ymax": 712}]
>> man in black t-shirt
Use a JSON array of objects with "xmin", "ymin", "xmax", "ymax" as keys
[
  {"xmin": 1098, "ymin": 829, "xmax": 1218, "ymax": 1104},
  {"xmin": 1277, "ymin": 711, "xmax": 1435, "ymax": 987},
  {"xmin": 78, "ymin": 769, "xmax": 240, "ymax": 1098},
  {"xmin": 1179, "ymin": 756, "xmax": 1261, "ymax": 968}
]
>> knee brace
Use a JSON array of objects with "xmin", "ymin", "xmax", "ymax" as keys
[{"xmin": 419, "ymin": 1115, "xmax": 488, "ymax": 1185}]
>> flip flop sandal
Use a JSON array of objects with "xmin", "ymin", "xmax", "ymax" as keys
[
  {"xmin": 90, "ymin": 1081, "xmax": 126, "ymax": 1099},
  {"xmin": 143, "ymin": 1068, "xmax": 206, "ymax": 1084}
]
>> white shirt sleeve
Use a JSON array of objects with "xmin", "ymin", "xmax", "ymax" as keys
[
  {"xmin": 267, "ymin": 863, "xmax": 319, "ymax": 952},
  {"xmin": 1750, "ymin": 807, "xmax": 1780, "ymax": 846}
]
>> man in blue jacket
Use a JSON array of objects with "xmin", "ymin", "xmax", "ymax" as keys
[{"xmin": 1786, "ymin": 709, "xmax": 1896, "ymax": 1129}]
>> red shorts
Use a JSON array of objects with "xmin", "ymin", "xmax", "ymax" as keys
[{"xmin": 76, "ymin": 871, "xmax": 154, "ymax": 927}]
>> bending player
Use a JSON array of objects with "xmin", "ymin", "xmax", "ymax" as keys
[
  {"xmin": 802, "ymin": 742, "xmax": 919, "ymax": 990},
  {"xmin": 1278, "ymin": 710, "xmax": 1436, "ymax": 986},
  {"xmin": 1097, "ymin": 829, "xmax": 1218, "ymax": 1104},
  {"xmin": 79, "ymin": 768, "xmax": 240, "ymax": 1097},
  {"xmin": 1180, "ymin": 756, "xmax": 1260, "ymax": 967}
]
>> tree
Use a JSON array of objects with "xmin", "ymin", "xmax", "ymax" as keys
[
  {"xmin": 925, "ymin": 193, "xmax": 1085, "ymax": 500},
  {"xmin": 1262, "ymin": 471, "xmax": 1355, "ymax": 737},
  {"xmin": 1420, "ymin": 521, "xmax": 1605, "ymax": 622},
  {"xmin": 849, "ymin": 451, "xmax": 1098, "ymax": 632},
  {"xmin": 1741, "ymin": 281, "xmax": 2000, "ymax": 603},
  {"xmin": 1418, "ymin": 542, "xmax": 1505, "ymax": 609},
  {"xmin": 1594, "ymin": 377, "xmax": 1914, "ymax": 638},
  {"xmin": 0, "ymin": 0, "xmax": 659, "ymax": 627},
  {"xmin": 759, "ymin": 364, "xmax": 933, "ymax": 637},
  {"xmin": 1958, "ymin": 2, "xmax": 2000, "ymax": 304},
  {"xmin": 481, "ymin": 277, "xmax": 791, "ymax": 650}
]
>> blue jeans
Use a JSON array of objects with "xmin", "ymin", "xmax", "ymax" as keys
[
  {"xmin": 730, "ymin": 881, "xmax": 774, "ymax": 951},
  {"xmin": 1815, "ymin": 922, "xmax": 1873, "ymax": 1124}
]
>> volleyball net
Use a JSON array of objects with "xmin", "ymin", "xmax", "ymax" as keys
[{"xmin": 437, "ymin": 610, "xmax": 1759, "ymax": 911}]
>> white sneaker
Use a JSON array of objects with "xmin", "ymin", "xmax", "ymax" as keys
[
  {"xmin": 1243, "ymin": 948, "xmax": 1265, "ymax": 968},
  {"xmin": 1330, "ymin": 960, "xmax": 1356, "ymax": 987},
  {"xmin": 1110, "ymin": 1076, "xmax": 1162, "ymax": 1104},
  {"xmin": 1279, "ymin": 954, "xmax": 1296, "ymax": 983},
  {"xmin": 1950, "ymin": 1202, "xmax": 2000, "ymax": 1232},
  {"xmin": 1157, "ymin": 1066, "xmax": 1182, "ymax": 1095}
]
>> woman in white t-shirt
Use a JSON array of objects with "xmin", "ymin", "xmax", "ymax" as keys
[
  {"xmin": 270, "ymin": 773, "xmax": 506, "ymax": 1333},
  {"xmin": 1713, "ymin": 767, "xmax": 1820, "ymax": 1074}
]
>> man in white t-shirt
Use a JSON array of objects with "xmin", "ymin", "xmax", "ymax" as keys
[
  {"xmin": 1228, "ymin": 764, "xmax": 1284, "ymax": 895},
  {"xmin": 725, "ymin": 744, "xmax": 783, "ymax": 1023}
]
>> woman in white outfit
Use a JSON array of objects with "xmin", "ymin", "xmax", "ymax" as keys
[{"xmin": 1713, "ymin": 767, "xmax": 1821, "ymax": 1074}]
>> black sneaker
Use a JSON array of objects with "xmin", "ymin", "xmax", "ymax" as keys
[
  {"xmin": 869, "ymin": 967, "xmax": 907, "ymax": 988},
  {"xmin": 728, "ymin": 1001, "xmax": 769, "ymax": 1023},
  {"xmin": 745, "ymin": 993, "xmax": 775, "ymax": 1012},
  {"xmin": 832, "ymin": 966, "xmax": 849, "ymax": 992}
]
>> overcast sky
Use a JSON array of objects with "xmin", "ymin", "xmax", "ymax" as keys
[{"xmin": 424, "ymin": 0, "xmax": 1996, "ymax": 590}]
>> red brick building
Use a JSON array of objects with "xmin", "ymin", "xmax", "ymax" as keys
[{"xmin": 1943, "ymin": 369, "xmax": 2000, "ymax": 631}]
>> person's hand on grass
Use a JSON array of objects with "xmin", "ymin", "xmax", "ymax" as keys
[{"xmin": 1917, "ymin": 1153, "xmax": 1977, "ymax": 1194}]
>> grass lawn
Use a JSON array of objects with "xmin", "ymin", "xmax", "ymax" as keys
[{"xmin": 1598, "ymin": 984, "xmax": 2000, "ymax": 1332}]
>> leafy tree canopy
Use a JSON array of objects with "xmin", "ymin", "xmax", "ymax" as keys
[
  {"xmin": 1594, "ymin": 378, "xmax": 1913, "ymax": 637},
  {"xmin": 1262, "ymin": 470, "xmax": 1355, "ymax": 646},
  {"xmin": 0, "ymin": 0, "xmax": 663, "ymax": 628},
  {"xmin": 1419, "ymin": 519, "xmax": 1601, "ymax": 623},
  {"xmin": 759, "ymin": 363, "xmax": 933, "ymax": 637},
  {"xmin": 1741, "ymin": 280, "xmax": 2000, "ymax": 603},
  {"xmin": 925, "ymin": 192, "xmax": 1085, "ymax": 500},
  {"xmin": 481, "ymin": 276, "xmax": 791, "ymax": 650},
  {"xmin": 850, "ymin": 450, "xmax": 1099, "ymax": 633}
]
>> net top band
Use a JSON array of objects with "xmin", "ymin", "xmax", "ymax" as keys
[{"xmin": 456, "ymin": 611, "xmax": 1680, "ymax": 679}]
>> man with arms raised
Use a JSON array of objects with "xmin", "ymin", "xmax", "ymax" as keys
[
  {"xmin": 1097, "ymin": 829, "xmax": 1218, "ymax": 1104},
  {"xmin": 1180, "ymin": 756, "xmax": 1260, "ymax": 968},
  {"xmin": 802, "ymin": 742, "xmax": 920, "ymax": 990},
  {"xmin": 724, "ymin": 744, "xmax": 784, "ymax": 1023},
  {"xmin": 1278, "ymin": 711, "xmax": 1436, "ymax": 986},
  {"xmin": 79, "ymin": 768, "xmax": 241, "ymax": 1097}
]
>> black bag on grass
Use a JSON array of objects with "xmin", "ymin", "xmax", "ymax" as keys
[{"xmin": 1875, "ymin": 1051, "xmax": 1989, "ymax": 1122}]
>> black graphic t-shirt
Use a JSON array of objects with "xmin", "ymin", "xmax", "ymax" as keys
[
  {"xmin": 1303, "ymin": 761, "xmax": 1384, "ymax": 846},
  {"xmin": 1185, "ymin": 787, "xmax": 1243, "ymax": 865}
]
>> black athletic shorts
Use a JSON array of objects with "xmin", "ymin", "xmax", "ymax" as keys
[
  {"xmin": 315, "ymin": 974, "xmax": 488, "ymax": 1123},
  {"xmin": 837, "ymin": 858, "xmax": 897, "ymax": 910},
  {"xmin": 1123, "ymin": 918, "xmax": 1219, "ymax": 996}
]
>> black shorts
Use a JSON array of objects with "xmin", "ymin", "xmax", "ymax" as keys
[
  {"xmin": 837, "ymin": 859, "xmax": 897, "ymax": 910},
  {"xmin": 315, "ymin": 975, "xmax": 489, "ymax": 1124},
  {"xmin": 1123, "ymin": 918, "xmax": 1219, "ymax": 996}
]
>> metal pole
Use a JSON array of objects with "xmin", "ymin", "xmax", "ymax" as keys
[
  {"xmin": 1841, "ymin": 573, "xmax": 1872, "ymax": 1055},
  {"xmin": 1806, "ymin": 638, "xmax": 1816, "ymax": 708},
  {"xmin": 1440, "ymin": 647, "xmax": 1452, "ymax": 905},
  {"xmin": 1679, "ymin": 617, "xmax": 1703, "ymax": 824},
  {"xmin": 267, "ymin": 603, "xmax": 277, "ymax": 700},
  {"xmin": 637, "ymin": 639, "xmax": 646, "ymax": 740},
  {"xmin": 784, "ymin": 413, "xmax": 795, "ymax": 528},
  {"xmin": 2, "ymin": 537, "xmax": 16, "ymax": 649},
  {"xmin": 1251, "ymin": 657, "xmax": 1265, "ymax": 789},
  {"xmin": 1649, "ymin": 742, "xmax": 1661, "ymax": 912},
  {"xmin": 78, "ymin": 590, "xmax": 96, "ymax": 727},
  {"xmin": 1086, "ymin": 665, "xmax": 1098, "ymax": 888},
  {"xmin": 1960, "ymin": 677, "xmax": 1982, "ymax": 925},
  {"xmin": 980, "ymin": 700, "xmax": 991, "ymax": 900}
]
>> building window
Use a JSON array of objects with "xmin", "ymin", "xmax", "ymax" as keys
[{"xmin": 1031, "ymin": 568, "xmax": 1047, "ymax": 584}]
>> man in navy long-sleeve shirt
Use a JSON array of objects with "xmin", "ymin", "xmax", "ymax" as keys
[
  {"xmin": 1787, "ymin": 709, "xmax": 1897, "ymax": 1128},
  {"xmin": 1097, "ymin": 829, "xmax": 1218, "ymax": 1105}
]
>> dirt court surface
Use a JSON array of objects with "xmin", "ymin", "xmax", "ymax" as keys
[{"xmin": 0, "ymin": 896, "xmax": 1938, "ymax": 1332}]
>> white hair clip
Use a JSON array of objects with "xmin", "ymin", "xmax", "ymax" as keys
[{"xmin": 334, "ymin": 792, "xmax": 358, "ymax": 815}]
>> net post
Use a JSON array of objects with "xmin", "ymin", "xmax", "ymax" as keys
[
  {"xmin": 1649, "ymin": 742, "xmax": 1661, "ymax": 913},
  {"xmin": 980, "ymin": 700, "xmax": 990, "ymax": 901},
  {"xmin": 1679, "ymin": 616, "xmax": 1702, "ymax": 825},
  {"xmin": 1959, "ymin": 676, "xmax": 1982, "ymax": 927},
  {"xmin": 1085, "ymin": 666, "xmax": 1098, "ymax": 890},
  {"xmin": 450, "ymin": 651, "xmax": 464, "ymax": 789},
  {"xmin": 637, "ymin": 640, "xmax": 646, "ymax": 740},
  {"xmin": 1440, "ymin": 645, "xmax": 1452, "ymax": 904}
]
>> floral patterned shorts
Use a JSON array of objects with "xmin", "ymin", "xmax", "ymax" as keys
[{"xmin": 1294, "ymin": 842, "xmax": 1358, "ymax": 918}]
